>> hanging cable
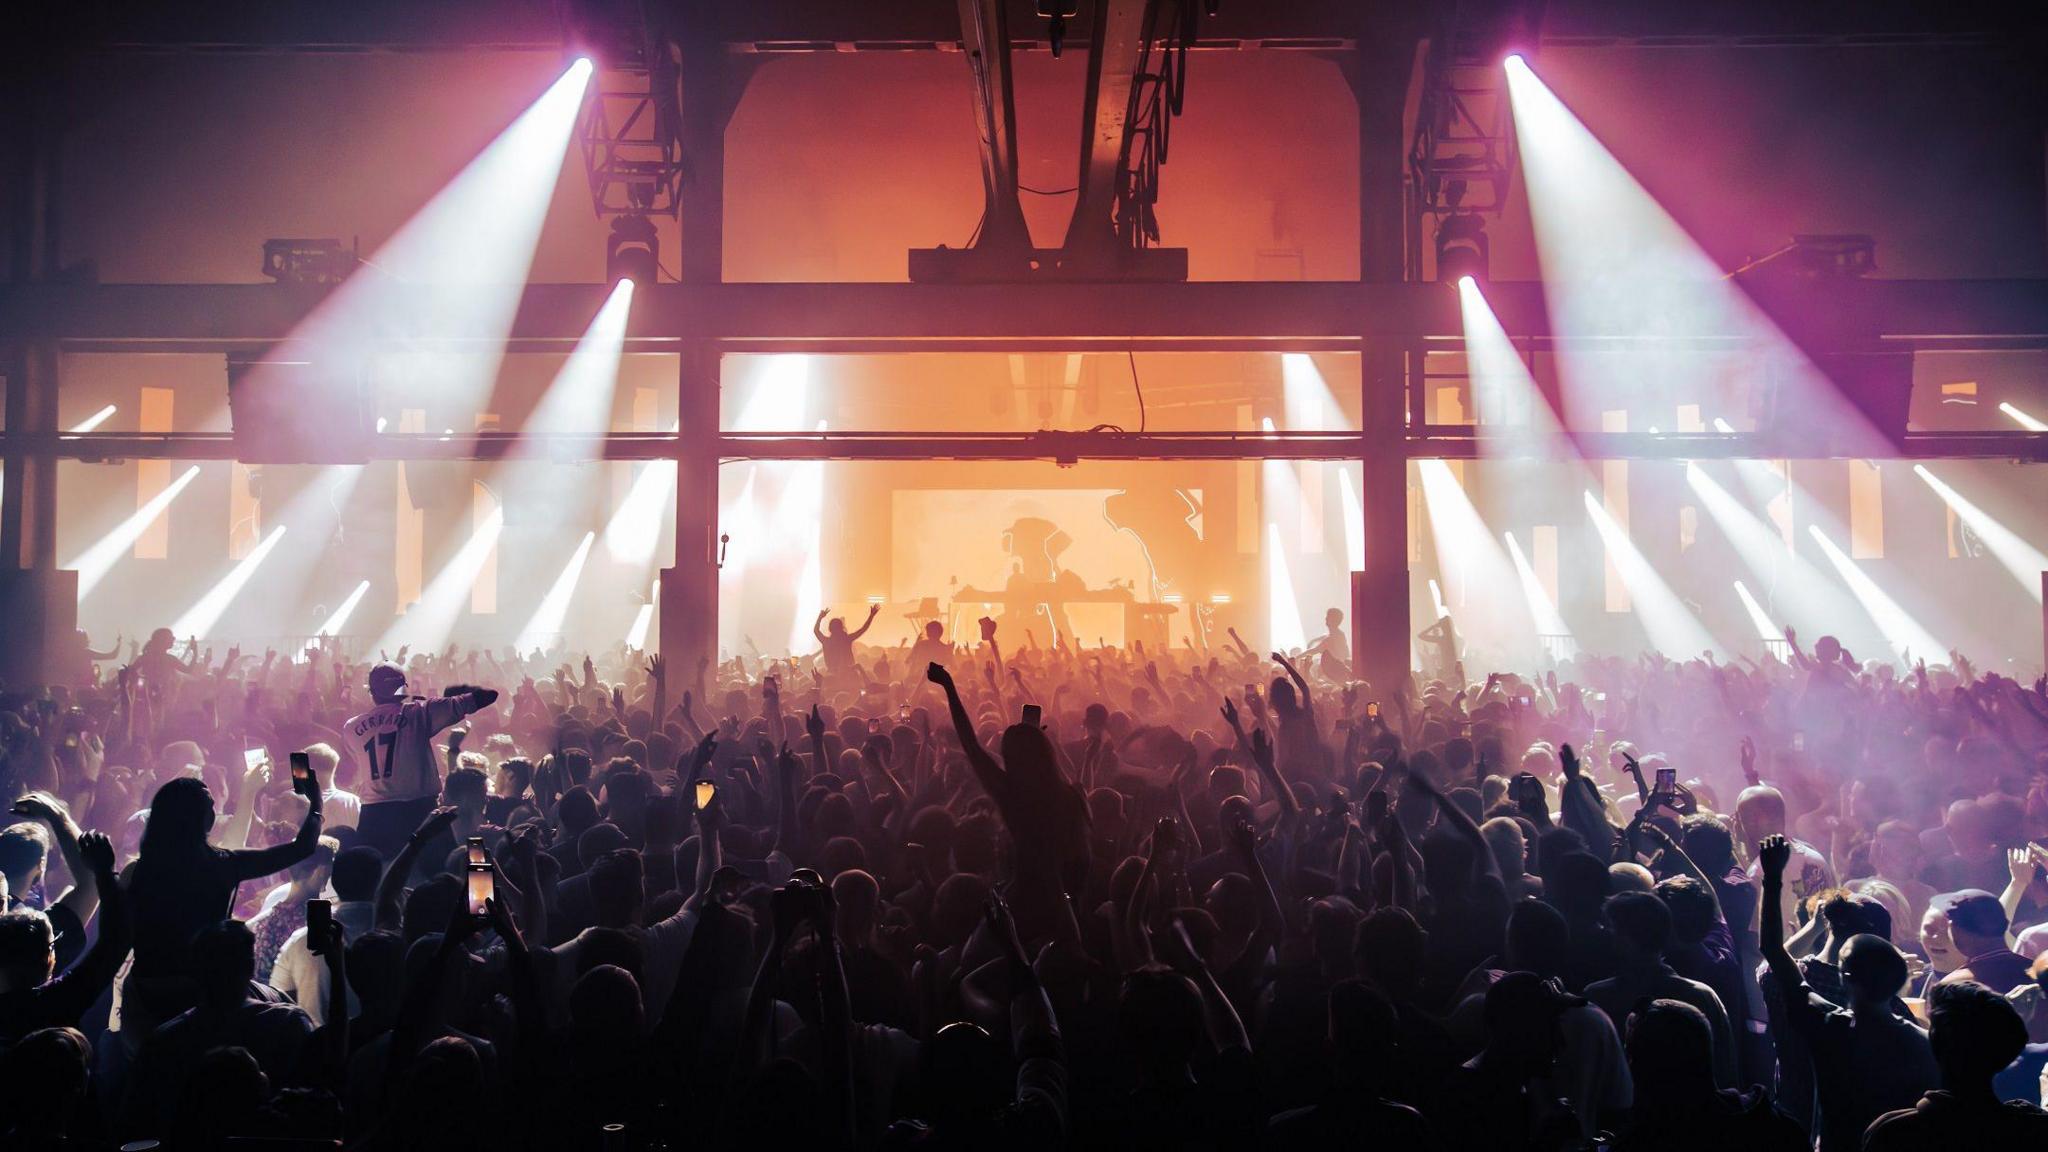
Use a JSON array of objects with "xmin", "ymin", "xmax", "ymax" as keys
[{"xmin": 1128, "ymin": 349, "xmax": 1147, "ymax": 433}]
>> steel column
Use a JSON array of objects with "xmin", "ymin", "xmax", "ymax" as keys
[{"xmin": 1350, "ymin": 2, "xmax": 1426, "ymax": 696}]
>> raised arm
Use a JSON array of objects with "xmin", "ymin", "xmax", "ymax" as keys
[
  {"xmin": 929, "ymin": 662, "xmax": 1005, "ymax": 801},
  {"xmin": 1756, "ymin": 835, "xmax": 1804, "ymax": 996},
  {"xmin": 1555, "ymin": 745, "xmax": 1619, "ymax": 863},
  {"xmin": 12, "ymin": 793, "xmax": 95, "ymax": 921},
  {"xmin": 227, "ymin": 764, "xmax": 323, "ymax": 881},
  {"xmin": 374, "ymin": 806, "xmax": 459, "ymax": 932},
  {"xmin": 848, "ymin": 604, "xmax": 879, "ymax": 641},
  {"xmin": 1401, "ymin": 766, "xmax": 1498, "ymax": 881},
  {"xmin": 1643, "ymin": 821, "xmax": 1724, "ymax": 923},
  {"xmin": 23, "ymin": 833, "xmax": 128, "ymax": 1032},
  {"xmin": 1244, "ymin": 724, "xmax": 1302, "ymax": 826},
  {"xmin": 687, "ymin": 774, "xmax": 726, "ymax": 911},
  {"xmin": 1273, "ymin": 651, "xmax": 1314, "ymax": 715}
]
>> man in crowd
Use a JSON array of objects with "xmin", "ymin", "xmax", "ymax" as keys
[{"xmin": 0, "ymin": 617, "xmax": 2044, "ymax": 1151}]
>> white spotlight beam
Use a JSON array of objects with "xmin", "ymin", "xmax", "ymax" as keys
[
  {"xmin": 1265, "ymin": 522, "xmax": 1308, "ymax": 652},
  {"xmin": 2000, "ymin": 402, "xmax": 2048, "ymax": 432},
  {"xmin": 1684, "ymin": 462, "xmax": 1859, "ymax": 631},
  {"xmin": 517, "ymin": 278, "xmax": 635, "ymax": 445},
  {"xmin": 606, "ymin": 421, "xmax": 680, "ymax": 563},
  {"xmin": 1913, "ymin": 465, "xmax": 2048, "ymax": 602},
  {"xmin": 302, "ymin": 580, "xmax": 373, "ymax": 658},
  {"xmin": 1505, "ymin": 56, "xmax": 1889, "ymax": 456},
  {"xmin": 1732, "ymin": 580, "xmax": 1780, "ymax": 642},
  {"xmin": 1807, "ymin": 525, "xmax": 1942, "ymax": 660},
  {"xmin": 627, "ymin": 579, "xmax": 658, "ymax": 650},
  {"xmin": 1418, "ymin": 460, "xmax": 1538, "ymax": 664},
  {"xmin": 170, "ymin": 525, "xmax": 289, "ymax": 640},
  {"xmin": 784, "ymin": 422, "xmax": 828, "ymax": 654},
  {"xmin": 516, "ymin": 531, "xmax": 597, "ymax": 652},
  {"xmin": 1504, "ymin": 530, "xmax": 1571, "ymax": 638},
  {"xmin": 70, "ymin": 465, "xmax": 202, "ymax": 600},
  {"xmin": 1458, "ymin": 277, "xmax": 1577, "ymax": 462},
  {"xmin": 69, "ymin": 406, "xmax": 117, "ymax": 434},
  {"xmin": 1582, "ymin": 489, "xmax": 1720, "ymax": 658},
  {"xmin": 251, "ymin": 58, "xmax": 591, "ymax": 403},
  {"xmin": 377, "ymin": 508, "xmax": 506, "ymax": 654}
]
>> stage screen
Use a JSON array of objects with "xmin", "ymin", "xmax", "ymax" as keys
[{"xmin": 889, "ymin": 488, "xmax": 1162, "ymax": 649}]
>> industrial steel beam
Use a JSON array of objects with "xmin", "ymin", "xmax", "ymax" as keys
[
  {"xmin": 13, "ymin": 429, "xmax": 2048, "ymax": 463},
  {"xmin": 74, "ymin": 1, "xmax": 2029, "ymax": 54},
  {"xmin": 5, "ymin": 279, "xmax": 2046, "ymax": 349}
]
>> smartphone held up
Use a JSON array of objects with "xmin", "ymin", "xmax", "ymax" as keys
[
  {"xmin": 466, "ymin": 836, "xmax": 494, "ymax": 915},
  {"xmin": 305, "ymin": 898, "xmax": 332, "ymax": 953}
]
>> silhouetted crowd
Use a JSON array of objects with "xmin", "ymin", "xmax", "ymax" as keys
[{"xmin": 3, "ymin": 620, "xmax": 2047, "ymax": 1151}]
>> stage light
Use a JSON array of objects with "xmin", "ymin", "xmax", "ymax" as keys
[
  {"xmin": 1712, "ymin": 417, "xmax": 1737, "ymax": 434},
  {"xmin": 1999, "ymin": 402, "xmax": 2047, "ymax": 432},
  {"xmin": 1685, "ymin": 462, "xmax": 1859, "ymax": 631},
  {"xmin": 1265, "ymin": 522, "xmax": 1307, "ymax": 652},
  {"xmin": 302, "ymin": 580, "xmax": 372, "ymax": 657},
  {"xmin": 1732, "ymin": 580, "xmax": 1779, "ymax": 642},
  {"xmin": 1506, "ymin": 55, "xmax": 1889, "ymax": 455},
  {"xmin": 1210, "ymin": 593, "xmax": 1232, "ymax": 605},
  {"xmin": 1434, "ymin": 213, "xmax": 1489, "ymax": 284},
  {"xmin": 1808, "ymin": 525, "xmax": 1942, "ymax": 660},
  {"xmin": 70, "ymin": 464, "xmax": 202, "ymax": 601},
  {"xmin": 1913, "ymin": 465, "xmax": 2048, "ymax": 601},
  {"xmin": 377, "ymin": 507, "xmax": 506, "ymax": 654},
  {"xmin": 170, "ymin": 525, "xmax": 288, "ymax": 640},
  {"xmin": 516, "ymin": 531, "xmax": 596, "ymax": 652},
  {"xmin": 69, "ymin": 406, "xmax": 116, "ymax": 434},
  {"xmin": 1583, "ymin": 489, "xmax": 1719, "ymax": 658},
  {"xmin": 248, "ymin": 57, "xmax": 590, "ymax": 409},
  {"xmin": 606, "ymin": 216, "xmax": 659, "ymax": 287},
  {"xmin": 1504, "ymin": 530, "xmax": 1571, "ymax": 641}
]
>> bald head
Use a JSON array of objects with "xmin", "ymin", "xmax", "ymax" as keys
[{"xmin": 1734, "ymin": 785, "xmax": 1787, "ymax": 839}]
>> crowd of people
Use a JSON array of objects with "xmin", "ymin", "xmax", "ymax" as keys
[{"xmin": 2, "ymin": 616, "xmax": 2047, "ymax": 1150}]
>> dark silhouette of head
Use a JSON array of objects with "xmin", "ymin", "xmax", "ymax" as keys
[
  {"xmin": 1926, "ymin": 978, "xmax": 2028, "ymax": 1091},
  {"xmin": 1837, "ymin": 933, "xmax": 1911, "ymax": 1007},
  {"xmin": 1354, "ymin": 907, "xmax": 1428, "ymax": 1002},
  {"xmin": 140, "ymin": 776, "xmax": 216, "ymax": 860},
  {"xmin": 192, "ymin": 919, "xmax": 258, "ymax": 1008},
  {"xmin": 1327, "ymin": 977, "xmax": 1398, "ymax": 1083},
  {"xmin": 1119, "ymin": 965, "xmax": 1206, "ymax": 1082},
  {"xmin": 924, "ymin": 1020, "xmax": 1008, "ymax": 1131},
  {"xmin": 1626, "ymin": 998, "xmax": 1717, "ymax": 1099}
]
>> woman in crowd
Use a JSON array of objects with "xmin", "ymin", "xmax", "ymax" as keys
[{"xmin": 0, "ymin": 623, "xmax": 2045, "ymax": 1150}]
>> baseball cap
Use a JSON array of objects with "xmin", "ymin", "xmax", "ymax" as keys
[
  {"xmin": 368, "ymin": 662, "xmax": 408, "ymax": 702},
  {"xmin": 1933, "ymin": 889, "xmax": 2008, "ymax": 939}
]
